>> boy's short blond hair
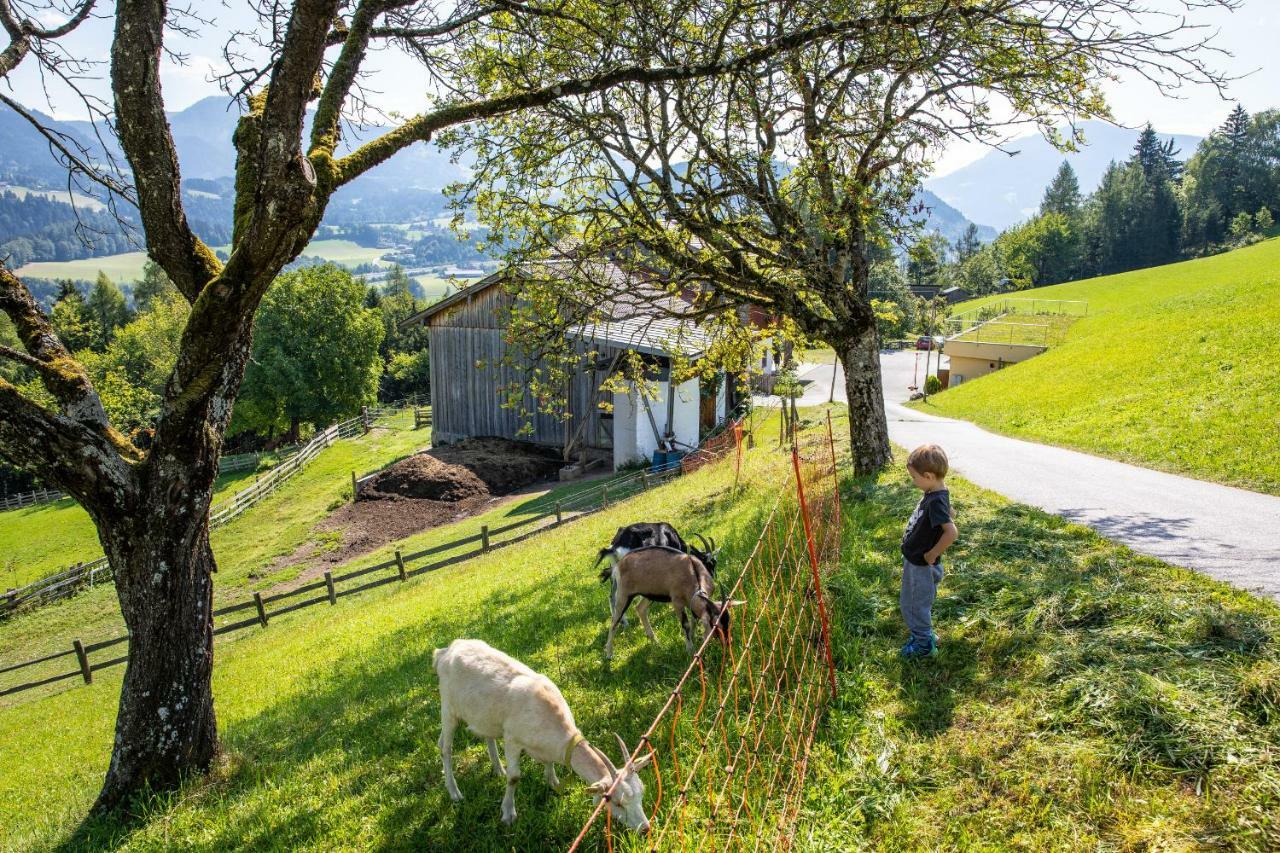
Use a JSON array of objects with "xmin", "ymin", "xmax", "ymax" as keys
[{"xmin": 907, "ymin": 444, "xmax": 949, "ymax": 478}]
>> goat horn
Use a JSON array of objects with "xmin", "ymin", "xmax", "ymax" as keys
[
  {"xmin": 709, "ymin": 536, "xmax": 718, "ymax": 553},
  {"xmin": 614, "ymin": 732, "xmax": 630, "ymax": 765},
  {"xmin": 692, "ymin": 533, "xmax": 711, "ymax": 552}
]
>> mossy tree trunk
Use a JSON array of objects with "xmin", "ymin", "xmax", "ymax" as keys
[{"xmin": 833, "ymin": 321, "xmax": 891, "ymax": 475}]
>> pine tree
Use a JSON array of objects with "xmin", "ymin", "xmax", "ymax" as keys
[
  {"xmin": 87, "ymin": 272, "xmax": 133, "ymax": 349},
  {"xmin": 1041, "ymin": 161, "xmax": 1082, "ymax": 217},
  {"xmin": 131, "ymin": 261, "xmax": 177, "ymax": 313},
  {"xmin": 953, "ymin": 223, "xmax": 982, "ymax": 262},
  {"xmin": 1133, "ymin": 124, "xmax": 1182, "ymax": 181}
]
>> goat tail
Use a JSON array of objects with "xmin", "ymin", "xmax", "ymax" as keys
[
  {"xmin": 432, "ymin": 646, "xmax": 444, "ymax": 671},
  {"xmin": 594, "ymin": 548, "xmax": 614, "ymax": 573}
]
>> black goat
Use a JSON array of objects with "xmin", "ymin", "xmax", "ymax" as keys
[
  {"xmin": 595, "ymin": 523, "xmax": 718, "ymax": 627},
  {"xmin": 594, "ymin": 522, "xmax": 718, "ymax": 576}
]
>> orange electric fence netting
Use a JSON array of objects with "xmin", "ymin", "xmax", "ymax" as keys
[{"xmin": 569, "ymin": 412, "xmax": 842, "ymax": 852}]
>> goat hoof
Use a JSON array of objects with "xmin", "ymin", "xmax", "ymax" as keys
[
  {"xmin": 501, "ymin": 811, "xmax": 517, "ymax": 825},
  {"xmin": 447, "ymin": 791, "xmax": 463, "ymax": 803}
]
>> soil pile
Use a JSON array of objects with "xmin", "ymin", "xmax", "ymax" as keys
[
  {"xmin": 360, "ymin": 454, "xmax": 489, "ymax": 502},
  {"xmin": 359, "ymin": 437, "xmax": 563, "ymax": 501},
  {"xmin": 264, "ymin": 438, "xmax": 568, "ymax": 595}
]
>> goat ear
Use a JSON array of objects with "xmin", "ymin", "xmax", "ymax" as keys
[
  {"xmin": 585, "ymin": 779, "xmax": 612, "ymax": 797},
  {"xmin": 726, "ymin": 599, "xmax": 746, "ymax": 607},
  {"xmin": 630, "ymin": 752, "xmax": 653, "ymax": 771}
]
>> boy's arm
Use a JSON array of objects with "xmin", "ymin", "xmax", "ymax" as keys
[{"xmin": 924, "ymin": 522, "xmax": 958, "ymax": 565}]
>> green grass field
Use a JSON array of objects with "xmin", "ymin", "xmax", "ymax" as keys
[
  {"xmin": 0, "ymin": 411, "xmax": 1277, "ymax": 850},
  {"xmin": 0, "ymin": 468, "xmax": 265, "ymax": 591},
  {"xmin": 16, "ymin": 240, "xmax": 390, "ymax": 283},
  {"xmin": 917, "ymin": 237, "xmax": 1280, "ymax": 495}
]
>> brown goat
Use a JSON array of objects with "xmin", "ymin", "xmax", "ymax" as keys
[{"xmin": 603, "ymin": 546, "xmax": 742, "ymax": 660}]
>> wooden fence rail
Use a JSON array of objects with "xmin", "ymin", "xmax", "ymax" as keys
[
  {"xmin": 0, "ymin": 487, "xmax": 66, "ymax": 512},
  {"xmin": 0, "ymin": 415, "xmax": 746, "ymax": 701}
]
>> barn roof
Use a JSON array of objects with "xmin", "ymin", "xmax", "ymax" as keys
[
  {"xmin": 567, "ymin": 313, "xmax": 710, "ymax": 358},
  {"xmin": 400, "ymin": 257, "xmax": 710, "ymax": 358}
]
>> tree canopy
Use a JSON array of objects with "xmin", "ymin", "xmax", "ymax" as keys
[{"xmin": 234, "ymin": 264, "xmax": 384, "ymax": 440}]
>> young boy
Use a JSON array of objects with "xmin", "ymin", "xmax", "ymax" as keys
[{"xmin": 899, "ymin": 444, "xmax": 958, "ymax": 659}]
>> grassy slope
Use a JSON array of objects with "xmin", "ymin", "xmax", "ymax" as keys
[
  {"xmin": 0, "ymin": 468, "xmax": 262, "ymax": 590},
  {"xmin": 0, "ymin": 415, "xmax": 431, "ymax": 661},
  {"xmin": 1, "ymin": 412, "xmax": 1277, "ymax": 850},
  {"xmin": 804, "ymin": 463, "xmax": 1279, "ymax": 849},
  {"xmin": 0, "ymin": 434, "xmax": 765, "ymax": 851},
  {"xmin": 16, "ymin": 240, "xmax": 389, "ymax": 282},
  {"xmin": 919, "ymin": 237, "xmax": 1280, "ymax": 494}
]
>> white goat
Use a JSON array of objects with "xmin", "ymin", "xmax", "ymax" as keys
[
  {"xmin": 604, "ymin": 547, "xmax": 743, "ymax": 660},
  {"xmin": 434, "ymin": 638, "xmax": 652, "ymax": 828}
]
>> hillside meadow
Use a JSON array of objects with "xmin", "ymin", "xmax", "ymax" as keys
[
  {"xmin": 16, "ymin": 240, "xmax": 390, "ymax": 283},
  {"xmin": 918, "ymin": 237, "xmax": 1280, "ymax": 495},
  {"xmin": 0, "ymin": 410, "xmax": 1277, "ymax": 850}
]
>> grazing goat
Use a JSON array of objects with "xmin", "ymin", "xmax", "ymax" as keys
[
  {"xmin": 434, "ymin": 638, "xmax": 651, "ymax": 829},
  {"xmin": 595, "ymin": 522, "xmax": 719, "ymax": 626},
  {"xmin": 603, "ymin": 547, "xmax": 742, "ymax": 660}
]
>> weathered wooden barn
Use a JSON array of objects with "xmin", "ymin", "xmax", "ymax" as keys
[{"xmin": 403, "ymin": 263, "xmax": 734, "ymax": 471}]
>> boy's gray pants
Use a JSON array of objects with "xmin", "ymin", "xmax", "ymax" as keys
[{"xmin": 901, "ymin": 559, "xmax": 944, "ymax": 644}]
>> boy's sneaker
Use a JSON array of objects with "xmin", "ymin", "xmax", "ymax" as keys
[{"xmin": 899, "ymin": 636, "xmax": 937, "ymax": 659}]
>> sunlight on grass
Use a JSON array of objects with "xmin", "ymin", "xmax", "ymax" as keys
[{"xmin": 918, "ymin": 237, "xmax": 1280, "ymax": 494}]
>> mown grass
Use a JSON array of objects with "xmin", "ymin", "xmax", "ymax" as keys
[
  {"xmin": 0, "ymin": 416, "xmax": 433, "ymax": 661},
  {"xmin": 801, "ymin": 460, "xmax": 1280, "ymax": 849},
  {"xmin": 917, "ymin": 236, "xmax": 1280, "ymax": 495},
  {"xmin": 0, "ymin": 427, "xmax": 774, "ymax": 851},
  {"xmin": 0, "ymin": 468, "xmax": 263, "ymax": 591},
  {"xmin": 1, "ymin": 409, "xmax": 1277, "ymax": 850},
  {"xmin": 950, "ymin": 312, "xmax": 1076, "ymax": 346}
]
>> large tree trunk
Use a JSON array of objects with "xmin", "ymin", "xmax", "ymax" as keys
[
  {"xmin": 94, "ymin": 524, "xmax": 218, "ymax": 812},
  {"xmin": 89, "ymin": 315, "xmax": 258, "ymax": 813},
  {"xmin": 834, "ymin": 320, "xmax": 891, "ymax": 475}
]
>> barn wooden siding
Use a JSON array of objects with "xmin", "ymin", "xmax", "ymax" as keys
[{"xmin": 427, "ymin": 284, "xmax": 615, "ymax": 454}]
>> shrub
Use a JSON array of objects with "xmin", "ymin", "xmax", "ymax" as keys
[{"xmin": 925, "ymin": 374, "xmax": 942, "ymax": 395}]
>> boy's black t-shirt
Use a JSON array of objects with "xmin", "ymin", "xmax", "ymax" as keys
[{"xmin": 901, "ymin": 489, "xmax": 952, "ymax": 566}]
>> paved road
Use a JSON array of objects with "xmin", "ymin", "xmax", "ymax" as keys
[{"xmin": 794, "ymin": 352, "xmax": 1280, "ymax": 601}]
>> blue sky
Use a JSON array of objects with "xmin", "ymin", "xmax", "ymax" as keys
[{"xmin": 5, "ymin": 0, "xmax": 1276, "ymax": 178}]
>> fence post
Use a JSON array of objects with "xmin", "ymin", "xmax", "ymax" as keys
[
  {"xmin": 73, "ymin": 639, "xmax": 92, "ymax": 684},
  {"xmin": 602, "ymin": 484, "xmax": 609, "ymax": 509},
  {"xmin": 641, "ymin": 470, "xmax": 649, "ymax": 490},
  {"xmin": 395, "ymin": 549, "xmax": 407, "ymax": 581},
  {"xmin": 324, "ymin": 571, "xmax": 337, "ymax": 605},
  {"xmin": 481, "ymin": 525, "xmax": 490, "ymax": 552},
  {"xmin": 361, "ymin": 405, "xmax": 371, "ymax": 433},
  {"xmin": 253, "ymin": 592, "xmax": 269, "ymax": 627},
  {"xmin": 555, "ymin": 501, "xmax": 563, "ymax": 524},
  {"xmin": 351, "ymin": 471, "xmax": 359, "ymax": 503},
  {"xmin": 791, "ymin": 445, "xmax": 837, "ymax": 699}
]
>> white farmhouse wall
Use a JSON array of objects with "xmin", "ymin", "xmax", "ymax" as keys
[
  {"xmin": 612, "ymin": 391, "xmax": 640, "ymax": 469},
  {"xmin": 672, "ymin": 377, "xmax": 700, "ymax": 450}
]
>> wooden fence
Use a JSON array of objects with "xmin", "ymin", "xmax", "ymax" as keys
[
  {"xmin": 0, "ymin": 487, "xmax": 66, "ymax": 512},
  {"xmin": 0, "ymin": 408, "xmax": 751, "ymax": 700},
  {"xmin": 0, "ymin": 452, "xmax": 706, "ymax": 699},
  {"xmin": 1, "ymin": 408, "xmax": 414, "ymax": 617}
]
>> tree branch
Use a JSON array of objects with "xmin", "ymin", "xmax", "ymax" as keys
[
  {"xmin": 111, "ymin": 0, "xmax": 221, "ymax": 302},
  {"xmin": 334, "ymin": 11, "xmax": 957, "ymax": 186}
]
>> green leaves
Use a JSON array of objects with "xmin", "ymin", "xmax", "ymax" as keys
[{"xmin": 233, "ymin": 265, "xmax": 385, "ymax": 438}]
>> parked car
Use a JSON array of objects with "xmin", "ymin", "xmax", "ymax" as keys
[{"xmin": 915, "ymin": 335, "xmax": 945, "ymax": 351}]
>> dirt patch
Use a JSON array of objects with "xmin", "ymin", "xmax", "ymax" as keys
[
  {"xmin": 360, "ymin": 454, "xmax": 489, "ymax": 502},
  {"xmin": 262, "ymin": 438, "xmax": 565, "ymax": 592},
  {"xmin": 362, "ymin": 437, "xmax": 564, "ymax": 499}
]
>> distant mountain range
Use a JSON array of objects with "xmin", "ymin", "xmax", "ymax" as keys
[
  {"xmin": 2, "ymin": 95, "xmax": 996, "ymax": 262},
  {"xmin": 925, "ymin": 121, "xmax": 1203, "ymax": 231}
]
